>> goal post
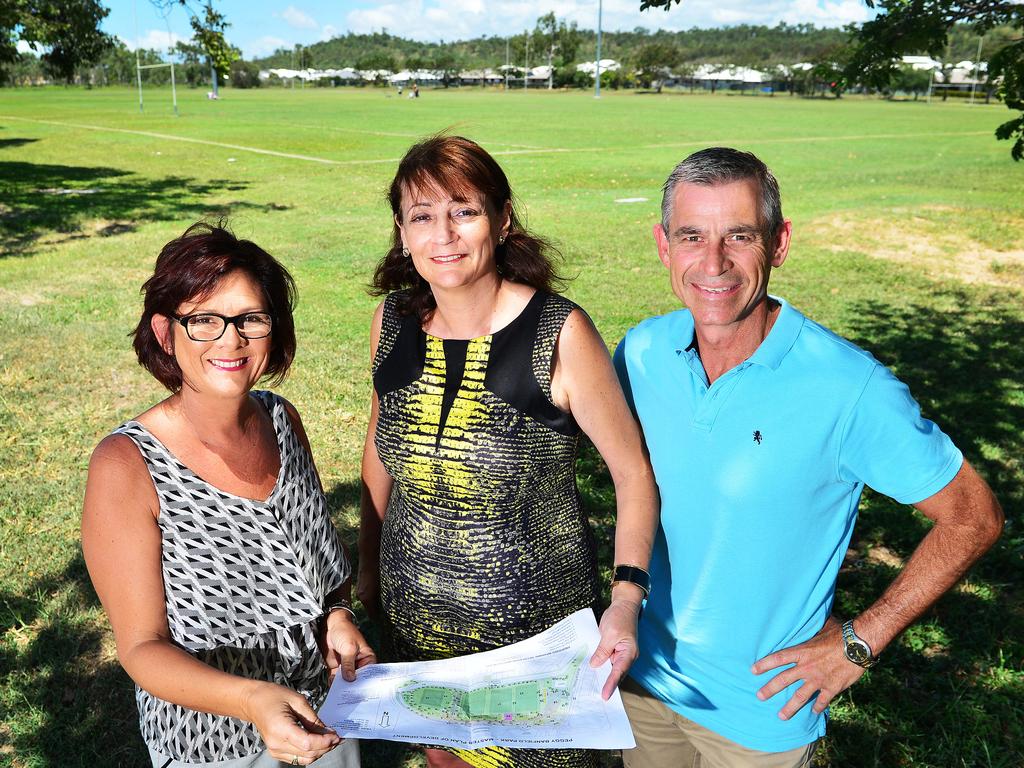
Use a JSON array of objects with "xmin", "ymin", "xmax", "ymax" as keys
[{"xmin": 136, "ymin": 60, "xmax": 179, "ymax": 116}]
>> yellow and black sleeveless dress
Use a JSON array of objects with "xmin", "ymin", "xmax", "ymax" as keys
[{"xmin": 373, "ymin": 289, "xmax": 599, "ymax": 768}]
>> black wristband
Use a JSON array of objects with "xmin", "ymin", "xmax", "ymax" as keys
[{"xmin": 611, "ymin": 564, "xmax": 651, "ymax": 599}]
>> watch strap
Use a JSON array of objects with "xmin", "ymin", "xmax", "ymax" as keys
[
  {"xmin": 611, "ymin": 564, "xmax": 651, "ymax": 599},
  {"xmin": 841, "ymin": 619, "xmax": 878, "ymax": 668}
]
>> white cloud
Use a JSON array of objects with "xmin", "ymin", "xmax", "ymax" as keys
[
  {"xmin": 247, "ymin": 36, "xmax": 290, "ymax": 58},
  {"xmin": 346, "ymin": 0, "xmax": 870, "ymax": 43},
  {"xmin": 782, "ymin": 0, "xmax": 870, "ymax": 26},
  {"xmin": 280, "ymin": 5, "xmax": 320, "ymax": 30},
  {"xmin": 122, "ymin": 29, "xmax": 187, "ymax": 53},
  {"xmin": 321, "ymin": 24, "xmax": 340, "ymax": 41}
]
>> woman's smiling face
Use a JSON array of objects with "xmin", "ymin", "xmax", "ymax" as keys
[
  {"xmin": 397, "ymin": 182, "xmax": 510, "ymax": 292},
  {"xmin": 158, "ymin": 269, "xmax": 272, "ymax": 399}
]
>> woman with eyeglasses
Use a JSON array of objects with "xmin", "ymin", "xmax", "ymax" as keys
[{"xmin": 82, "ymin": 223, "xmax": 374, "ymax": 768}]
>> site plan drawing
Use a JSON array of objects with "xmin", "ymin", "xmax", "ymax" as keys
[{"xmin": 318, "ymin": 608, "xmax": 636, "ymax": 750}]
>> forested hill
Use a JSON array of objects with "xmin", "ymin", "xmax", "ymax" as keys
[{"xmin": 251, "ymin": 22, "xmax": 1004, "ymax": 71}]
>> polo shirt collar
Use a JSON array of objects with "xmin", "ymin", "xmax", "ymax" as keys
[
  {"xmin": 746, "ymin": 295, "xmax": 803, "ymax": 370},
  {"xmin": 675, "ymin": 296, "xmax": 803, "ymax": 371}
]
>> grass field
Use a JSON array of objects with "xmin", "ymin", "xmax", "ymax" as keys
[{"xmin": 1, "ymin": 86, "xmax": 1022, "ymax": 768}]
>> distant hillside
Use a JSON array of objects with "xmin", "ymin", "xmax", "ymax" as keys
[{"xmin": 251, "ymin": 22, "xmax": 1012, "ymax": 71}]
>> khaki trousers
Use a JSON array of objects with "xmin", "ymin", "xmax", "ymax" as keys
[{"xmin": 620, "ymin": 678, "xmax": 817, "ymax": 768}]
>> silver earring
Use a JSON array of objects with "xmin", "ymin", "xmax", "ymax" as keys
[
  {"xmin": 402, "ymin": 247, "xmax": 410, "ymax": 258},
  {"xmin": 498, "ymin": 234, "xmax": 506, "ymax": 245}
]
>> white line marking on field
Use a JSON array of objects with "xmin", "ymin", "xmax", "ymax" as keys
[
  {"xmin": 640, "ymin": 130, "xmax": 993, "ymax": 150},
  {"xmin": 1, "ymin": 116, "xmax": 993, "ymax": 168},
  {"xmin": 276, "ymin": 121, "xmax": 547, "ymax": 149},
  {"xmin": 0, "ymin": 115, "xmax": 402, "ymax": 166}
]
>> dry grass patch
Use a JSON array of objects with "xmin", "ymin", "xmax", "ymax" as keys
[{"xmin": 802, "ymin": 208, "xmax": 1024, "ymax": 290}]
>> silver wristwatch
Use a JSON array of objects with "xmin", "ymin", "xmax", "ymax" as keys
[{"xmin": 841, "ymin": 619, "xmax": 878, "ymax": 668}]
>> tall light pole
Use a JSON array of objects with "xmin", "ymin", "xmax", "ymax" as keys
[
  {"xmin": 524, "ymin": 31, "xmax": 529, "ymax": 92},
  {"xmin": 969, "ymin": 34, "xmax": 983, "ymax": 105},
  {"xmin": 133, "ymin": 0, "xmax": 143, "ymax": 112},
  {"xmin": 505, "ymin": 37, "xmax": 510, "ymax": 91},
  {"xmin": 595, "ymin": 0, "xmax": 603, "ymax": 98}
]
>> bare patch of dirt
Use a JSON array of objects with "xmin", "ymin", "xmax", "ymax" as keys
[
  {"xmin": 866, "ymin": 545, "xmax": 905, "ymax": 569},
  {"xmin": 802, "ymin": 209, "xmax": 1024, "ymax": 291},
  {"xmin": 0, "ymin": 288, "xmax": 49, "ymax": 306}
]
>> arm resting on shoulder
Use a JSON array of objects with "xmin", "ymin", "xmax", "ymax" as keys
[
  {"xmin": 753, "ymin": 460, "xmax": 1003, "ymax": 720},
  {"xmin": 552, "ymin": 309, "xmax": 659, "ymax": 698}
]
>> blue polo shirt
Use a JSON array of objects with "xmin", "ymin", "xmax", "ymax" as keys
[{"xmin": 613, "ymin": 297, "xmax": 962, "ymax": 752}]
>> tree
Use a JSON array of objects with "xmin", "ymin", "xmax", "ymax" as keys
[
  {"xmin": 890, "ymin": 64, "xmax": 934, "ymax": 100},
  {"xmin": 637, "ymin": 0, "xmax": 1024, "ymax": 160},
  {"xmin": 1, "ymin": 0, "xmax": 114, "ymax": 83},
  {"xmin": 529, "ymin": 13, "xmax": 581, "ymax": 89},
  {"xmin": 229, "ymin": 58, "xmax": 259, "ymax": 88},
  {"xmin": 154, "ymin": 0, "xmax": 236, "ymax": 95},
  {"xmin": 428, "ymin": 48, "xmax": 462, "ymax": 87},
  {"xmin": 355, "ymin": 50, "xmax": 395, "ymax": 83},
  {"xmin": 186, "ymin": 1, "xmax": 236, "ymax": 96},
  {"xmin": 635, "ymin": 41, "xmax": 680, "ymax": 89},
  {"xmin": 173, "ymin": 39, "xmax": 208, "ymax": 86},
  {"xmin": 846, "ymin": 1, "xmax": 1023, "ymax": 159}
]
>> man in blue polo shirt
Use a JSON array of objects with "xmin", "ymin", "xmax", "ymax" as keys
[{"xmin": 613, "ymin": 147, "xmax": 1003, "ymax": 768}]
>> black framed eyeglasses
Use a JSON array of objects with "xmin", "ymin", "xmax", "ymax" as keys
[{"xmin": 173, "ymin": 312, "xmax": 273, "ymax": 341}]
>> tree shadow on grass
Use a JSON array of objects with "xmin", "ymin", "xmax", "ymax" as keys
[
  {"xmin": 0, "ymin": 159, "xmax": 291, "ymax": 258},
  {"xmin": 0, "ymin": 480, "xmax": 384, "ymax": 768},
  {"xmin": 1, "ymin": 553, "xmax": 148, "ymax": 767},
  {"xmin": 572, "ymin": 288, "xmax": 1023, "ymax": 767},
  {"xmin": 0, "ymin": 137, "xmax": 39, "ymax": 150},
  {"xmin": 827, "ymin": 289, "xmax": 1024, "ymax": 766}
]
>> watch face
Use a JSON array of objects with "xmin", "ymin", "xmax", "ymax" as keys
[{"xmin": 846, "ymin": 642, "xmax": 870, "ymax": 664}]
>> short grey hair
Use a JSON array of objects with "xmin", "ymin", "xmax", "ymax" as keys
[{"xmin": 661, "ymin": 147, "xmax": 784, "ymax": 246}]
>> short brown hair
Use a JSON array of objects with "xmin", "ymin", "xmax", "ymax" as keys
[
  {"xmin": 371, "ymin": 134, "xmax": 564, "ymax": 320},
  {"xmin": 661, "ymin": 147, "xmax": 784, "ymax": 248},
  {"xmin": 132, "ymin": 222, "xmax": 297, "ymax": 391}
]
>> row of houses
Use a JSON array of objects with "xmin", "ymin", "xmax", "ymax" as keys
[
  {"xmin": 260, "ymin": 59, "xmax": 623, "ymax": 86},
  {"xmin": 260, "ymin": 55, "xmax": 988, "ymax": 90}
]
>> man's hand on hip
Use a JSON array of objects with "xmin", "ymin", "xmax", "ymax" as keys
[{"xmin": 750, "ymin": 616, "xmax": 865, "ymax": 720}]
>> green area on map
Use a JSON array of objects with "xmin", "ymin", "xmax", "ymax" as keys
[{"xmin": 397, "ymin": 652, "xmax": 585, "ymax": 726}]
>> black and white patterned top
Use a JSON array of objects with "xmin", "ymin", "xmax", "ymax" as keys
[{"xmin": 113, "ymin": 390, "xmax": 349, "ymax": 763}]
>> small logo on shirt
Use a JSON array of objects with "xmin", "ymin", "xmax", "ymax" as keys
[{"xmin": 753, "ymin": 430, "xmax": 763, "ymax": 444}]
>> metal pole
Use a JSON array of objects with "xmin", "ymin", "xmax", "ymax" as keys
[
  {"xmin": 170, "ymin": 60, "xmax": 178, "ymax": 116},
  {"xmin": 133, "ymin": 0, "xmax": 143, "ymax": 112},
  {"xmin": 969, "ymin": 35, "xmax": 983, "ymax": 105},
  {"xmin": 548, "ymin": 42, "xmax": 553, "ymax": 90},
  {"xmin": 505, "ymin": 38, "xmax": 509, "ymax": 91},
  {"xmin": 524, "ymin": 33, "xmax": 529, "ymax": 92},
  {"xmin": 595, "ymin": 0, "xmax": 603, "ymax": 98},
  {"xmin": 926, "ymin": 66, "xmax": 934, "ymax": 104}
]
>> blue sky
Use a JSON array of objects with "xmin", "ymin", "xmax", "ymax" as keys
[{"xmin": 98, "ymin": 0, "xmax": 872, "ymax": 60}]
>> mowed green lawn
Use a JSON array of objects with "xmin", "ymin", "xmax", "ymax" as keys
[{"xmin": 1, "ymin": 86, "xmax": 1021, "ymax": 768}]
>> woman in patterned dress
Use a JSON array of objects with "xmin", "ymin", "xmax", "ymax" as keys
[
  {"xmin": 357, "ymin": 136, "xmax": 659, "ymax": 768},
  {"xmin": 82, "ymin": 223, "xmax": 375, "ymax": 768}
]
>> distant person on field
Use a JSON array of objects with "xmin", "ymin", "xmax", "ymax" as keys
[
  {"xmin": 613, "ymin": 147, "xmax": 1003, "ymax": 768},
  {"xmin": 82, "ymin": 223, "xmax": 374, "ymax": 768}
]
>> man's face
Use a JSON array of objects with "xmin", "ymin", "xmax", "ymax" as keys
[{"xmin": 654, "ymin": 179, "xmax": 791, "ymax": 335}]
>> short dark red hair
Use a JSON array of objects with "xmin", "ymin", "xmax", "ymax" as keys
[{"xmin": 132, "ymin": 222, "xmax": 297, "ymax": 391}]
